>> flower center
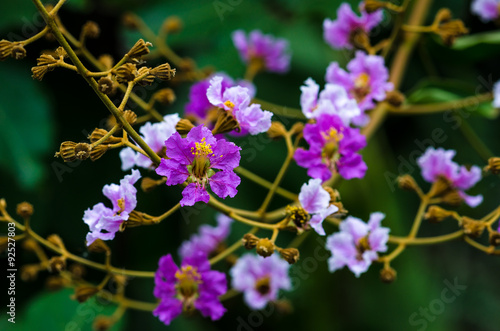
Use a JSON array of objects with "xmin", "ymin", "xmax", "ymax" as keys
[
  {"xmin": 224, "ymin": 100, "xmax": 235, "ymax": 110},
  {"xmin": 191, "ymin": 137, "xmax": 214, "ymax": 178},
  {"xmin": 321, "ymin": 128, "xmax": 343, "ymax": 160},
  {"xmin": 355, "ymin": 236, "xmax": 371, "ymax": 261},
  {"xmin": 286, "ymin": 205, "xmax": 310, "ymax": 229},
  {"xmin": 115, "ymin": 198, "xmax": 126, "ymax": 215},
  {"xmin": 255, "ymin": 276, "xmax": 271, "ymax": 295},
  {"xmin": 352, "ymin": 72, "xmax": 371, "ymax": 102},
  {"xmin": 175, "ymin": 265, "xmax": 202, "ymax": 304}
]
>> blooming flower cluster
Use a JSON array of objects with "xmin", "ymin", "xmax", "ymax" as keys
[
  {"xmin": 286, "ymin": 178, "xmax": 339, "ymax": 235},
  {"xmin": 207, "ymin": 75, "xmax": 273, "ymax": 135},
  {"xmin": 294, "ymin": 113, "xmax": 367, "ymax": 181},
  {"xmin": 155, "ymin": 125, "xmax": 241, "ymax": 206},
  {"xmin": 230, "ymin": 254, "xmax": 291, "ymax": 309},
  {"xmin": 326, "ymin": 212, "xmax": 390, "ymax": 277},
  {"xmin": 417, "ymin": 147, "xmax": 483, "ymax": 207},
  {"xmin": 83, "ymin": 170, "xmax": 141, "ymax": 245},
  {"xmin": 232, "ymin": 29, "xmax": 291, "ymax": 73},
  {"xmin": 120, "ymin": 114, "xmax": 180, "ymax": 171},
  {"xmin": 179, "ymin": 214, "xmax": 233, "ymax": 260},
  {"xmin": 300, "ymin": 78, "xmax": 360, "ymax": 125},
  {"xmin": 185, "ymin": 73, "xmax": 255, "ymax": 126},
  {"xmin": 326, "ymin": 51, "xmax": 393, "ymax": 126},
  {"xmin": 323, "ymin": 3, "xmax": 383, "ymax": 49},
  {"xmin": 153, "ymin": 252, "xmax": 227, "ymax": 325},
  {"xmin": 471, "ymin": 0, "xmax": 500, "ymax": 22}
]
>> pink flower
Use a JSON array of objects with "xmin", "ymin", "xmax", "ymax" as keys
[{"xmin": 471, "ymin": 0, "xmax": 500, "ymax": 22}]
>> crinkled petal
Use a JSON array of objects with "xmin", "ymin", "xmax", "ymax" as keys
[{"xmin": 180, "ymin": 182, "xmax": 210, "ymax": 206}]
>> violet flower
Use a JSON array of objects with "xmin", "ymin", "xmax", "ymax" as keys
[
  {"xmin": 83, "ymin": 170, "xmax": 141, "ymax": 245},
  {"xmin": 179, "ymin": 214, "xmax": 233, "ymax": 260},
  {"xmin": 232, "ymin": 30, "xmax": 291, "ymax": 73},
  {"xmin": 294, "ymin": 113, "xmax": 367, "ymax": 181},
  {"xmin": 300, "ymin": 78, "xmax": 361, "ymax": 125},
  {"xmin": 326, "ymin": 51, "xmax": 393, "ymax": 126},
  {"xmin": 326, "ymin": 212, "xmax": 389, "ymax": 277},
  {"xmin": 207, "ymin": 75, "xmax": 272, "ymax": 135},
  {"xmin": 155, "ymin": 125, "xmax": 241, "ymax": 206},
  {"xmin": 417, "ymin": 147, "xmax": 483, "ymax": 207},
  {"xmin": 120, "ymin": 114, "xmax": 180, "ymax": 171},
  {"xmin": 471, "ymin": 0, "xmax": 500, "ymax": 22},
  {"xmin": 493, "ymin": 80, "xmax": 500, "ymax": 108},
  {"xmin": 287, "ymin": 178, "xmax": 339, "ymax": 235},
  {"xmin": 323, "ymin": 3, "xmax": 383, "ymax": 49},
  {"xmin": 153, "ymin": 252, "xmax": 227, "ymax": 325},
  {"xmin": 230, "ymin": 254, "xmax": 291, "ymax": 310}
]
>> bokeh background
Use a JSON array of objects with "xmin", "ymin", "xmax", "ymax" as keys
[{"xmin": 1, "ymin": 0, "xmax": 500, "ymax": 330}]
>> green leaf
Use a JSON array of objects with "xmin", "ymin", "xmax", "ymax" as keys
[
  {"xmin": 453, "ymin": 30, "xmax": 500, "ymax": 50},
  {"xmin": 0, "ymin": 289, "xmax": 125, "ymax": 331},
  {"xmin": 0, "ymin": 62, "xmax": 54, "ymax": 189},
  {"xmin": 406, "ymin": 87, "xmax": 460, "ymax": 104}
]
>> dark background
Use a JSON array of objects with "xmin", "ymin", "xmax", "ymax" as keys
[{"xmin": 1, "ymin": 0, "xmax": 499, "ymax": 330}]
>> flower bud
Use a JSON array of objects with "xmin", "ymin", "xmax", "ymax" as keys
[
  {"xmin": 127, "ymin": 39, "xmax": 153, "ymax": 59},
  {"xmin": 123, "ymin": 110, "xmax": 137, "ymax": 125},
  {"xmin": 176, "ymin": 118, "xmax": 195, "ymax": 135},
  {"xmin": 22, "ymin": 238, "xmax": 39, "ymax": 252},
  {"xmin": 81, "ymin": 21, "xmax": 100, "ymax": 39},
  {"xmin": 73, "ymin": 286, "xmax": 99, "ymax": 303},
  {"xmin": 55, "ymin": 141, "xmax": 76, "ymax": 162},
  {"xmin": 152, "ymin": 88, "xmax": 176, "ymax": 105},
  {"xmin": 114, "ymin": 63, "xmax": 138, "ymax": 83},
  {"xmin": 69, "ymin": 263, "xmax": 86, "ymax": 279},
  {"xmin": 90, "ymin": 145, "xmax": 108, "ymax": 161},
  {"xmin": 162, "ymin": 16, "xmax": 183, "ymax": 34},
  {"xmin": 93, "ymin": 316, "xmax": 114, "ymax": 331},
  {"xmin": 212, "ymin": 109, "xmax": 240, "ymax": 135},
  {"xmin": 98, "ymin": 77, "xmax": 115, "ymax": 95},
  {"xmin": 267, "ymin": 122, "xmax": 287, "ymax": 139},
  {"xmin": 462, "ymin": 217, "xmax": 486, "ymax": 238},
  {"xmin": 21, "ymin": 264, "xmax": 41, "ymax": 281},
  {"xmin": 484, "ymin": 157, "xmax": 500, "ymax": 175},
  {"xmin": 428, "ymin": 176, "xmax": 452, "ymax": 198},
  {"xmin": 0, "ymin": 237, "xmax": 8, "ymax": 253},
  {"xmin": 36, "ymin": 53, "xmax": 57, "ymax": 66},
  {"xmin": 380, "ymin": 266, "xmax": 397, "ymax": 284},
  {"xmin": 47, "ymin": 234, "xmax": 65, "ymax": 249},
  {"xmin": 98, "ymin": 54, "xmax": 114, "ymax": 69},
  {"xmin": 45, "ymin": 275, "xmax": 67, "ymax": 291},
  {"xmin": 87, "ymin": 239, "xmax": 110, "ymax": 253},
  {"xmin": 16, "ymin": 201, "xmax": 34, "ymax": 218},
  {"xmin": 54, "ymin": 46, "xmax": 67, "ymax": 59},
  {"xmin": 289, "ymin": 122, "xmax": 304, "ymax": 135},
  {"xmin": 11, "ymin": 44, "xmax": 26, "ymax": 60},
  {"xmin": 385, "ymin": 90, "xmax": 405, "ymax": 108},
  {"xmin": 397, "ymin": 175, "xmax": 420, "ymax": 192},
  {"xmin": 136, "ymin": 67, "xmax": 155, "ymax": 86},
  {"xmin": 441, "ymin": 191, "xmax": 463, "ymax": 207},
  {"xmin": 141, "ymin": 177, "xmax": 159, "ymax": 193},
  {"xmin": 242, "ymin": 233, "xmax": 259, "ymax": 250},
  {"xmin": 150, "ymin": 63, "xmax": 176, "ymax": 81},
  {"xmin": 256, "ymin": 238, "xmax": 275, "ymax": 257},
  {"xmin": 424, "ymin": 206, "xmax": 454, "ymax": 223},
  {"xmin": 122, "ymin": 12, "xmax": 140, "ymax": 29},
  {"xmin": 279, "ymin": 248, "xmax": 300, "ymax": 264},
  {"xmin": 89, "ymin": 128, "xmax": 121, "ymax": 145},
  {"xmin": 489, "ymin": 231, "xmax": 500, "ymax": 246},
  {"xmin": 48, "ymin": 256, "xmax": 66, "ymax": 272}
]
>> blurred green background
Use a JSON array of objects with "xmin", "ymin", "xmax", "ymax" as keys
[{"xmin": 1, "ymin": 0, "xmax": 500, "ymax": 330}]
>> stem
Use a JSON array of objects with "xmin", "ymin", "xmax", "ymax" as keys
[
  {"xmin": 455, "ymin": 113, "xmax": 494, "ymax": 161},
  {"xmin": 389, "ymin": 230, "xmax": 464, "ymax": 245},
  {"xmin": 234, "ymin": 167, "xmax": 297, "ymax": 201},
  {"xmin": 252, "ymin": 98, "xmax": 305, "ymax": 120},
  {"xmin": 391, "ymin": 93, "xmax": 493, "ymax": 115},
  {"xmin": 464, "ymin": 236, "xmax": 500, "ymax": 255},
  {"xmin": 401, "ymin": 25, "xmax": 435, "ymax": 33},
  {"xmin": 154, "ymin": 203, "xmax": 181, "ymax": 223},
  {"xmin": 21, "ymin": 26, "xmax": 49, "ymax": 45},
  {"xmin": 408, "ymin": 196, "xmax": 428, "ymax": 239},
  {"xmin": 90, "ymin": 124, "xmax": 120, "ymax": 148}
]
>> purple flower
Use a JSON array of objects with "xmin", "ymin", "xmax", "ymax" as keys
[
  {"xmin": 471, "ymin": 0, "xmax": 500, "ymax": 22},
  {"xmin": 323, "ymin": 3, "xmax": 383, "ymax": 49},
  {"xmin": 230, "ymin": 254, "xmax": 291, "ymax": 309},
  {"xmin": 300, "ymin": 78, "xmax": 361, "ymax": 125},
  {"xmin": 179, "ymin": 214, "xmax": 233, "ymax": 259},
  {"xmin": 185, "ymin": 73, "xmax": 255, "ymax": 125},
  {"xmin": 326, "ymin": 212, "xmax": 389, "ymax": 277},
  {"xmin": 155, "ymin": 125, "xmax": 242, "ymax": 206},
  {"xmin": 326, "ymin": 51, "xmax": 394, "ymax": 126},
  {"xmin": 417, "ymin": 147, "xmax": 483, "ymax": 207},
  {"xmin": 493, "ymin": 80, "xmax": 500, "ymax": 108},
  {"xmin": 83, "ymin": 170, "xmax": 141, "ymax": 245},
  {"xmin": 119, "ymin": 114, "xmax": 180, "ymax": 171},
  {"xmin": 294, "ymin": 113, "xmax": 367, "ymax": 181},
  {"xmin": 153, "ymin": 252, "xmax": 227, "ymax": 325},
  {"xmin": 232, "ymin": 30, "xmax": 291, "ymax": 73},
  {"xmin": 207, "ymin": 75, "xmax": 272, "ymax": 135},
  {"xmin": 292, "ymin": 178, "xmax": 339, "ymax": 235}
]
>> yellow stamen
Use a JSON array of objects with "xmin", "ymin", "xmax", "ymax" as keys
[
  {"xmin": 224, "ymin": 100, "xmax": 235, "ymax": 109},
  {"xmin": 190, "ymin": 137, "xmax": 214, "ymax": 158}
]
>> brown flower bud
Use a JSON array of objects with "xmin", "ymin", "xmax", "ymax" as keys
[
  {"xmin": 127, "ymin": 39, "xmax": 153, "ymax": 59},
  {"xmin": 179, "ymin": 58, "xmax": 196, "ymax": 72},
  {"xmin": 279, "ymin": 248, "xmax": 300, "ymax": 264},
  {"xmin": 441, "ymin": 191, "xmax": 463, "ymax": 207},
  {"xmin": 267, "ymin": 122, "xmax": 287, "ymax": 139},
  {"xmin": 47, "ymin": 234, "xmax": 65, "ymax": 249},
  {"xmin": 45, "ymin": 275, "xmax": 67, "ymax": 291},
  {"xmin": 98, "ymin": 77, "xmax": 115, "ymax": 95},
  {"xmin": 87, "ymin": 239, "xmax": 110, "ymax": 253},
  {"xmin": 69, "ymin": 263, "xmax": 86, "ymax": 279},
  {"xmin": 93, "ymin": 316, "xmax": 114, "ymax": 331},
  {"xmin": 397, "ymin": 175, "xmax": 420, "ymax": 192},
  {"xmin": 212, "ymin": 109, "xmax": 240, "ymax": 135},
  {"xmin": 434, "ymin": 8, "xmax": 453, "ymax": 24},
  {"xmin": 21, "ymin": 264, "xmax": 41, "ymax": 281},
  {"xmin": 363, "ymin": 0, "xmax": 386, "ymax": 13},
  {"xmin": 428, "ymin": 176, "xmax": 452, "ymax": 198},
  {"xmin": 424, "ymin": 206, "xmax": 454, "ymax": 223},
  {"xmin": 121, "ymin": 211, "xmax": 157, "ymax": 230},
  {"xmin": 150, "ymin": 63, "xmax": 176, "ymax": 81},
  {"xmin": 123, "ymin": 110, "xmax": 137, "ymax": 125},
  {"xmin": 141, "ymin": 177, "xmax": 160, "ymax": 193},
  {"xmin": 73, "ymin": 286, "xmax": 99, "ymax": 303},
  {"xmin": 349, "ymin": 29, "xmax": 370, "ymax": 50},
  {"xmin": 484, "ymin": 157, "xmax": 500, "ymax": 175},
  {"xmin": 36, "ymin": 53, "xmax": 57, "ymax": 66},
  {"xmin": 176, "ymin": 118, "xmax": 195, "ymax": 135},
  {"xmin": 89, "ymin": 128, "xmax": 121, "ymax": 145},
  {"xmin": 16, "ymin": 201, "xmax": 34, "ymax": 218},
  {"xmin": 31, "ymin": 65, "xmax": 53, "ymax": 81},
  {"xmin": 0, "ymin": 237, "xmax": 8, "ymax": 253},
  {"xmin": 122, "ymin": 12, "xmax": 140, "ymax": 29},
  {"xmin": 323, "ymin": 186, "xmax": 341, "ymax": 203},
  {"xmin": 90, "ymin": 145, "xmax": 109, "ymax": 161},
  {"xmin": 380, "ymin": 266, "xmax": 397, "ymax": 284},
  {"xmin": 462, "ymin": 217, "xmax": 486, "ymax": 238},
  {"xmin": 489, "ymin": 231, "xmax": 500, "ymax": 246},
  {"xmin": 274, "ymin": 299, "xmax": 294, "ymax": 314},
  {"xmin": 242, "ymin": 233, "xmax": 259, "ymax": 250},
  {"xmin": 0, "ymin": 198, "xmax": 6, "ymax": 209},
  {"xmin": 54, "ymin": 46, "xmax": 67, "ymax": 59},
  {"xmin": 55, "ymin": 141, "xmax": 76, "ymax": 162},
  {"xmin": 289, "ymin": 122, "xmax": 304, "ymax": 135},
  {"xmin": 0, "ymin": 40, "xmax": 14, "ymax": 61},
  {"xmin": 98, "ymin": 54, "xmax": 114, "ymax": 69},
  {"xmin": 22, "ymin": 238, "xmax": 39, "ymax": 252},
  {"xmin": 162, "ymin": 16, "xmax": 183, "ymax": 34},
  {"xmin": 136, "ymin": 66, "xmax": 155, "ymax": 86},
  {"xmin": 152, "ymin": 88, "xmax": 176, "ymax": 105},
  {"xmin": 48, "ymin": 256, "xmax": 66, "ymax": 272},
  {"xmin": 385, "ymin": 90, "xmax": 405, "ymax": 108},
  {"xmin": 435, "ymin": 11, "xmax": 468, "ymax": 47},
  {"xmin": 114, "ymin": 63, "xmax": 137, "ymax": 83},
  {"xmin": 81, "ymin": 21, "xmax": 100, "ymax": 39},
  {"xmin": 11, "ymin": 44, "xmax": 26, "ymax": 60},
  {"xmin": 256, "ymin": 238, "xmax": 275, "ymax": 257}
]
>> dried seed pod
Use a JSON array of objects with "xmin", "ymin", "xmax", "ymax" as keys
[
  {"xmin": 175, "ymin": 118, "xmax": 195, "ymax": 135},
  {"xmin": 267, "ymin": 122, "xmax": 287, "ymax": 139},
  {"xmin": 279, "ymin": 248, "xmax": 300, "ymax": 264},
  {"xmin": 127, "ymin": 39, "xmax": 153, "ymax": 59},
  {"xmin": 98, "ymin": 77, "xmax": 115, "ymax": 95},
  {"xmin": 0, "ymin": 39, "xmax": 14, "ymax": 61},
  {"xmin": 397, "ymin": 175, "xmax": 420, "ymax": 192},
  {"xmin": 98, "ymin": 54, "xmax": 114, "ymax": 69},
  {"xmin": 462, "ymin": 217, "xmax": 486, "ymax": 238},
  {"xmin": 484, "ymin": 157, "xmax": 500, "ymax": 175},
  {"xmin": 11, "ymin": 44, "xmax": 26, "ymax": 60},
  {"xmin": 256, "ymin": 238, "xmax": 275, "ymax": 257},
  {"xmin": 114, "ymin": 63, "xmax": 137, "ymax": 83},
  {"xmin": 150, "ymin": 63, "xmax": 176, "ymax": 81},
  {"xmin": 152, "ymin": 88, "xmax": 176, "ymax": 105},
  {"xmin": 36, "ymin": 54, "xmax": 57, "ymax": 66},
  {"xmin": 54, "ymin": 46, "xmax": 67, "ymax": 58},
  {"xmin": 123, "ymin": 110, "xmax": 137, "ymax": 125},
  {"xmin": 122, "ymin": 12, "xmax": 140, "ymax": 30},
  {"xmin": 81, "ymin": 21, "xmax": 100, "ymax": 39},
  {"xmin": 242, "ymin": 233, "xmax": 259, "ymax": 250},
  {"xmin": 162, "ymin": 16, "xmax": 183, "ymax": 33},
  {"xmin": 90, "ymin": 145, "xmax": 109, "ymax": 161},
  {"xmin": 73, "ymin": 286, "xmax": 99, "ymax": 303},
  {"xmin": 136, "ymin": 66, "xmax": 155, "ymax": 86},
  {"xmin": 380, "ymin": 266, "xmax": 397, "ymax": 284},
  {"xmin": 87, "ymin": 239, "xmax": 110, "ymax": 253},
  {"xmin": 424, "ymin": 206, "xmax": 454, "ymax": 223},
  {"xmin": 48, "ymin": 256, "xmax": 66, "ymax": 272},
  {"xmin": 75, "ymin": 143, "xmax": 92, "ymax": 160},
  {"xmin": 31, "ymin": 65, "xmax": 52, "ymax": 81},
  {"xmin": 385, "ymin": 90, "xmax": 405, "ymax": 107},
  {"xmin": 212, "ymin": 109, "xmax": 240, "ymax": 135},
  {"xmin": 16, "ymin": 201, "xmax": 34, "ymax": 218},
  {"xmin": 89, "ymin": 128, "xmax": 121, "ymax": 144}
]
